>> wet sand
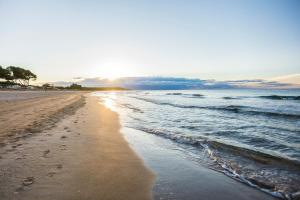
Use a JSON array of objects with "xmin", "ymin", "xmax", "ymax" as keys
[
  {"xmin": 0, "ymin": 92, "xmax": 154, "ymax": 200},
  {"xmin": 123, "ymin": 127, "xmax": 278, "ymax": 200}
]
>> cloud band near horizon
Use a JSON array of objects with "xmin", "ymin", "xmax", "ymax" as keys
[{"xmin": 47, "ymin": 76, "xmax": 300, "ymax": 90}]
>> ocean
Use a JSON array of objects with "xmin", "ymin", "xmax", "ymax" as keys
[{"xmin": 93, "ymin": 89, "xmax": 300, "ymax": 199}]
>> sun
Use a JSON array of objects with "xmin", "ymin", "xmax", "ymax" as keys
[
  {"xmin": 96, "ymin": 61, "xmax": 138, "ymax": 80},
  {"xmin": 101, "ymin": 72, "xmax": 120, "ymax": 81},
  {"xmin": 100, "ymin": 70, "xmax": 125, "ymax": 81}
]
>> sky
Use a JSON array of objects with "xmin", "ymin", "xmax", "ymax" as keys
[{"xmin": 0, "ymin": 0, "xmax": 299, "ymax": 86}]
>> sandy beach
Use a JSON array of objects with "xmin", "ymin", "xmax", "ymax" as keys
[
  {"xmin": 1, "ymin": 0, "xmax": 299, "ymax": 199},
  {"xmin": 0, "ymin": 91, "xmax": 154, "ymax": 200},
  {"xmin": 0, "ymin": 91, "xmax": 85, "ymax": 143},
  {"xmin": 0, "ymin": 91, "xmax": 285, "ymax": 200}
]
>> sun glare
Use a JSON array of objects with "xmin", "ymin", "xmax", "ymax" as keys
[
  {"xmin": 94, "ymin": 60, "xmax": 138, "ymax": 81},
  {"xmin": 103, "ymin": 98, "xmax": 115, "ymax": 110},
  {"xmin": 104, "ymin": 72, "xmax": 121, "ymax": 81}
]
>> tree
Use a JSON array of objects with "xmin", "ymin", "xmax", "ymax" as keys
[
  {"xmin": 0, "ymin": 66, "xmax": 12, "ymax": 81},
  {"xmin": 0, "ymin": 66, "xmax": 5, "ymax": 79},
  {"xmin": 42, "ymin": 83, "xmax": 53, "ymax": 90},
  {"xmin": 23, "ymin": 69, "xmax": 37, "ymax": 85},
  {"xmin": 69, "ymin": 83, "xmax": 82, "ymax": 90},
  {"xmin": 7, "ymin": 66, "xmax": 37, "ymax": 86}
]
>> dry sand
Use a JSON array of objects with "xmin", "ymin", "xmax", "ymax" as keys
[
  {"xmin": 0, "ymin": 91, "xmax": 154, "ymax": 200},
  {"xmin": 0, "ymin": 91, "xmax": 85, "ymax": 143}
]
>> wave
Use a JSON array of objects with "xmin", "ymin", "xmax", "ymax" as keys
[
  {"xmin": 130, "ymin": 97, "xmax": 300, "ymax": 120},
  {"xmin": 216, "ymin": 105, "xmax": 300, "ymax": 120},
  {"xmin": 166, "ymin": 92, "xmax": 182, "ymax": 95},
  {"xmin": 259, "ymin": 95, "xmax": 300, "ymax": 100},
  {"xmin": 191, "ymin": 94, "xmax": 205, "ymax": 98},
  {"xmin": 164, "ymin": 94, "xmax": 300, "ymax": 100},
  {"xmin": 121, "ymin": 103, "xmax": 144, "ymax": 113},
  {"xmin": 133, "ymin": 126, "xmax": 300, "ymax": 165},
  {"xmin": 166, "ymin": 93, "xmax": 205, "ymax": 98},
  {"xmin": 131, "ymin": 126, "xmax": 300, "ymax": 199},
  {"xmin": 223, "ymin": 96, "xmax": 241, "ymax": 100}
]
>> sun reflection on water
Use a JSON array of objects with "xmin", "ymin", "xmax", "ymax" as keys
[
  {"xmin": 102, "ymin": 93, "xmax": 117, "ymax": 110},
  {"xmin": 104, "ymin": 98, "xmax": 115, "ymax": 110}
]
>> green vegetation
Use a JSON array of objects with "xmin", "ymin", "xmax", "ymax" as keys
[
  {"xmin": 76, "ymin": 86, "xmax": 128, "ymax": 91},
  {"xmin": 0, "ymin": 66, "xmax": 12, "ymax": 80},
  {"xmin": 0, "ymin": 65, "xmax": 37, "ymax": 87},
  {"xmin": 39, "ymin": 83, "xmax": 128, "ymax": 91},
  {"xmin": 41, "ymin": 83, "xmax": 54, "ymax": 90},
  {"xmin": 60, "ymin": 84, "xmax": 128, "ymax": 91},
  {"xmin": 69, "ymin": 83, "xmax": 82, "ymax": 90}
]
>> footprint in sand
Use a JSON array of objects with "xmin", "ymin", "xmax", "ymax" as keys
[
  {"xmin": 22, "ymin": 177, "xmax": 34, "ymax": 186},
  {"xmin": 23, "ymin": 133, "xmax": 33, "ymax": 138},
  {"xmin": 6, "ymin": 148, "xmax": 15, "ymax": 153},
  {"xmin": 47, "ymin": 164, "xmax": 63, "ymax": 177},
  {"xmin": 47, "ymin": 172, "xmax": 56, "ymax": 177},
  {"xmin": 56, "ymin": 164, "xmax": 63, "ymax": 169},
  {"xmin": 11, "ymin": 143, "xmax": 23, "ymax": 149},
  {"xmin": 7, "ymin": 133, "xmax": 14, "ymax": 137},
  {"xmin": 61, "ymin": 135, "xmax": 67, "ymax": 139},
  {"xmin": 60, "ymin": 144, "xmax": 67, "ymax": 150},
  {"xmin": 15, "ymin": 186, "xmax": 24, "ymax": 193},
  {"xmin": 43, "ymin": 149, "xmax": 50, "ymax": 157}
]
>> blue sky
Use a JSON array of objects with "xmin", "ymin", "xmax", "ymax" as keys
[{"xmin": 0, "ymin": 0, "xmax": 299, "ymax": 85}]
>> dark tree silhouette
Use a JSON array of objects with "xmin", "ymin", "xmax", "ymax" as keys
[
  {"xmin": 7, "ymin": 66, "xmax": 37, "ymax": 86},
  {"xmin": 42, "ymin": 83, "xmax": 53, "ymax": 90},
  {"xmin": 0, "ymin": 66, "xmax": 13, "ymax": 81},
  {"xmin": 69, "ymin": 83, "xmax": 82, "ymax": 90},
  {"xmin": 23, "ymin": 69, "xmax": 37, "ymax": 85}
]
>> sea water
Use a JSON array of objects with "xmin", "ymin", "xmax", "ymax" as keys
[{"xmin": 94, "ymin": 89, "xmax": 300, "ymax": 199}]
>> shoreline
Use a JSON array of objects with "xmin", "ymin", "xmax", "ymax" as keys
[
  {"xmin": 93, "ymin": 91, "xmax": 280, "ymax": 200},
  {"xmin": 93, "ymin": 90, "xmax": 300, "ymax": 199},
  {"xmin": 0, "ymin": 92, "xmax": 154, "ymax": 200},
  {"xmin": 122, "ymin": 127, "xmax": 277, "ymax": 200},
  {"xmin": 0, "ymin": 90, "xmax": 288, "ymax": 200}
]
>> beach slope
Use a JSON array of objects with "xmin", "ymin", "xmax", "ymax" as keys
[{"xmin": 0, "ymin": 92, "xmax": 154, "ymax": 200}]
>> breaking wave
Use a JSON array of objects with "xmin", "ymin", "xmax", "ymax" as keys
[
  {"xmin": 131, "ymin": 126, "xmax": 300, "ymax": 199},
  {"xmin": 259, "ymin": 95, "xmax": 300, "ymax": 100}
]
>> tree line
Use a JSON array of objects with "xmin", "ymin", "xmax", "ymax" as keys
[{"xmin": 0, "ymin": 66, "xmax": 37, "ymax": 86}]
